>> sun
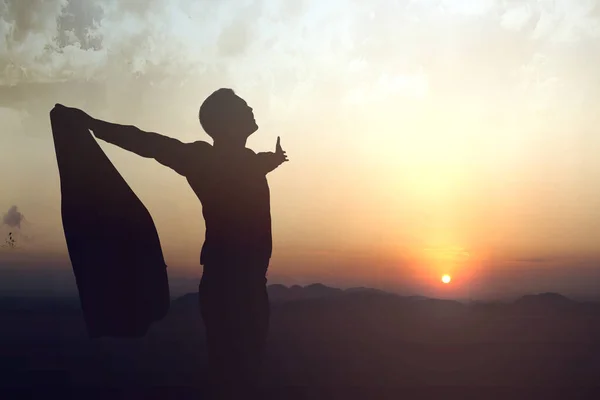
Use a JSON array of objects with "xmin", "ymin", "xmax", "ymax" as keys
[{"xmin": 441, "ymin": 274, "xmax": 451, "ymax": 284}]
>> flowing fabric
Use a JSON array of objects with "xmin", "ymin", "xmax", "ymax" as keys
[{"xmin": 49, "ymin": 107, "xmax": 170, "ymax": 338}]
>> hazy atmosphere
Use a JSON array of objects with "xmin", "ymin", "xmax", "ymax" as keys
[{"xmin": 3, "ymin": 0, "xmax": 600, "ymax": 300}]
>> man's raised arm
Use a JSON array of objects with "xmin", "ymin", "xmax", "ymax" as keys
[
  {"xmin": 56, "ymin": 104, "xmax": 197, "ymax": 176},
  {"xmin": 89, "ymin": 119, "xmax": 182, "ymax": 160}
]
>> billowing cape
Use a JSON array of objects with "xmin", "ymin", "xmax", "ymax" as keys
[{"xmin": 50, "ymin": 106, "xmax": 170, "ymax": 338}]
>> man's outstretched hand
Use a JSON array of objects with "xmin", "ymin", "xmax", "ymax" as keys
[
  {"xmin": 274, "ymin": 136, "xmax": 288, "ymax": 164},
  {"xmin": 53, "ymin": 103, "xmax": 92, "ymax": 125},
  {"xmin": 257, "ymin": 136, "xmax": 288, "ymax": 173}
]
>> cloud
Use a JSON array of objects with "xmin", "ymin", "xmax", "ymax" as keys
[
  {"xmin": 2, "ymin": 205, "xmax": 24, "ymax": 229},
  {"xmin": 0, "ymin": 0, "xmax": 68, "ymax": 43},
  {"xmin": 0, "ymin": 0, "xmax": 276, "ymax": 86},
  {"xmin": 0, "ymin": 0, "xmax": 599, "ymax": 126},
  {"xmin": 500, "ymin": 3, "xmax": 537, "ymax": 32},
  {"xmin": 515, "ymin": 258, "xmax": 550, "ymax": 263},
  {"xmin": 0, "ymin": 0, "xmax": 71, "ymax": 84}
]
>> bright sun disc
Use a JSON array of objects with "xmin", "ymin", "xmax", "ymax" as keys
[{"xmin": 441, "ymin": 274, "xmax": 451, "ymax": 284}]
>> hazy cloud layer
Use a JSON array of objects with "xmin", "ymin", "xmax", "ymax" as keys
[
  {"xmin": 1, "ymin": 0, "xmax": 599, "ymax": 143},
  {"xmin": 1, "ymin": 1, "xmax": 599, "ymax": 99}
]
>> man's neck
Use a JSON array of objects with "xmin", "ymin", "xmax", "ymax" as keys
[{"xmin": 213, "ymin": 137, "xmax": 247, "ymax": 151}]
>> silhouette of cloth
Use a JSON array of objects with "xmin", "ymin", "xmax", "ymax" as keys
[{"xmin": 50, "ymin": 107, "xmax": 170, "ymax": 338}]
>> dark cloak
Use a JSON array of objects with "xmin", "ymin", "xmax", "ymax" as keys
[{"xmin": 49, "ymin": 106, "xmax": 170, "ymax": 338}]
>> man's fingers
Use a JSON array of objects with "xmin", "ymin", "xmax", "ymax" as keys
[{"xmin": 275, "ymin": 136, "xmax": 288, "ymax": 163}]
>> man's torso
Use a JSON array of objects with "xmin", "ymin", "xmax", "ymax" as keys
[{"xmin": 184, "ymin": 144, "xmax": 272, "ymax": 271}]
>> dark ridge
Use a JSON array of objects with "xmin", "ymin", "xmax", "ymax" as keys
[{"xmin": 515, "ymin": 292, "xmax": 573, "ymax": 305}]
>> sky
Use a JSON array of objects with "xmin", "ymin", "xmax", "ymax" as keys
[{"xmin": 2, "ymin": 0, "xmax": 600, "ymax": 299}]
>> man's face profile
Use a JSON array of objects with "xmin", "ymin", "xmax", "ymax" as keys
[{"xmin": 228, "ymin": 94, "xmax": 258, "ymax": 138}]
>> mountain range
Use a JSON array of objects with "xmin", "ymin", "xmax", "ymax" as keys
[{"xmin": 2, "ymin": 283, "xmax": 600, "ymax": 397}]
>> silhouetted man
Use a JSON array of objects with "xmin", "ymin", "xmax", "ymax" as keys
[{"xmin": 61, "ymin": 88, "xmax": 288, "ymax": 393}]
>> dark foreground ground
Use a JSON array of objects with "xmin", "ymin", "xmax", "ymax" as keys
[{"xmin": 2, "ymin": 284, "xmax": 600, "ymax": 399}]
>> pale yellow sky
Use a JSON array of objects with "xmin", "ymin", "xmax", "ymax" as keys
[{"xmin": 2, "ymin": 0, "xmax": 600, "ymax": 298}]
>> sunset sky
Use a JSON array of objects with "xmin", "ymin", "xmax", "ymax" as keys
[{"xmin": 2, "ymin": 0, "xmax": 600, "ymax": 299}]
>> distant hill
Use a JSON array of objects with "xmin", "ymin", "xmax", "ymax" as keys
[
  {"xmin": 170, "ymin": 283, "xmax": 347, "ymax": 313},
  {"xmin": 170, "ymin": 285, "xmax": 587, "ymax": 316},
  {"xmin": 268, "ymin": 283, "xmax": 343, "ymax": 301},
  {"xmin": 514, "ymin": 292, "xmax": 576, "ymax": 313},
  {"xmin": 3, "ymin": 284, "xmax": 600, "ymax": 392},
  {"xmin": 170, "ymin": 283, "xmax": 392, "ymax": 310},
  {"xmin": 515, "ymin": 292, "xmax": 573, "ymax": 305}
]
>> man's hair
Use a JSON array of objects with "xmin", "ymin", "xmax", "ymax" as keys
[{"xmin": 199, "ymin": 88, "xmax": 236, "ymax": 138}]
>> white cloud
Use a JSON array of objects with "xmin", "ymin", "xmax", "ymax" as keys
[
  {"xmin": 439, "ymin": 0, "xmax": 497, "ymax": 16},
  {"xmin": 501, "ymin": 3, "xmax": 535, "ymax": 31},
  {"xmin": 0, "ymin": 0, "xmax": 599, "ymax": 124}
]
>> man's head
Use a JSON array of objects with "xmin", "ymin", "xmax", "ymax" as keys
[{"xmin": 199, "ymin": 88, "xmax": 258, "ymax": 143}]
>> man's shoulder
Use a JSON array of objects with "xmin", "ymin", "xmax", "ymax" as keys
[{"xmin": 188, "ymin": 140, "xmax": 213, "ymax": 153}]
